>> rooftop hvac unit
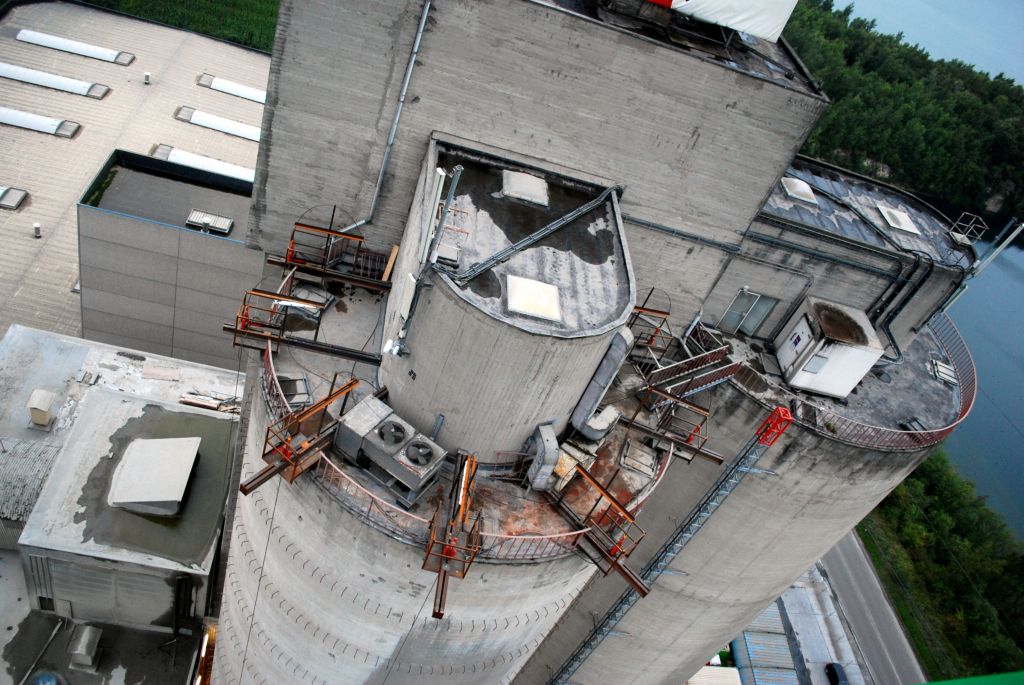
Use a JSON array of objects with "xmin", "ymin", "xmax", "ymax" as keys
[
  {"xmin": 186, "ymin": 208, "xmax": 234, "ymax": 235},
  {"xmin": 393, "ymin": 435, "xmax": 446, "ymax": 489},
  {"xmin": 333, "ymin": 396, "xmax": 393, "ymax": 463},
  {"xmin": 361, "ymin": 414, "xmax": 415, "ymax": 464}
]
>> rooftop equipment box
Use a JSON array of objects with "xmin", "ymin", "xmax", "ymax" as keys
[{"xmin": 773, "ymin": 297, "xmax": 884, "ymax": 399}]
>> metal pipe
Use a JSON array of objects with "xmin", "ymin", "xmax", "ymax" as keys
[
  {"xmin": 340, "ymin": 0, "xmax": 432, "ymax": 233},
  {"xmin": 18, "ymin": 618, "xmax": 64, "ymax": 685},
  {"xmin": 624, "ymin": 214, "xmax": 741, "ymax": 254},
  {"xmin": 973, "ymin": 218, "xmax": 1023, "ymax": 277},
  {"xmin": 395, "ymin": 165, "xmax": 464, "ymax": 354},
  {"xmin": 442, "ymin": 185, "xmax": 624, "ymax": 285}
]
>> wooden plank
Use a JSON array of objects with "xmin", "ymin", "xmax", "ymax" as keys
[{"xmin": 381, "ymin": 244, "xmax": 400, "ymax": 282}]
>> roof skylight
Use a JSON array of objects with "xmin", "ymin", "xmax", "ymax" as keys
[
  {"xmin": 197, "ymin": 73, "xmax": 267, "ymax": 104},
  {"xmin": 153, "ymin": 144, "xmax": 255, "ymax": 183},
  {"xmin": 0, "ymin": 62, "xmax": 109, "ymax": 98},
  {"xmin": 781, "ymin": 177, "xmax": 817, "ymax": 205},
  {"xmin": 175, "ymin": 106, "xmax": 260, "ymax": 141},
  {"xmin": 0, "ymin": 186, "xmax": 28, "ymax": 210},
  {"xmin": 506, "ymin": 275, "xmax": 562, "ymax": 322},
  {"xmin": 877, "ymin": 205, "xmax": 920, "ymax": 235},
  {"xmin": 0, "ymin": 106, "xmax": 80, "ymax": 137},
  {"xmin": 16, "ymin": 29, "xmax": 134, "ymax": 65}
]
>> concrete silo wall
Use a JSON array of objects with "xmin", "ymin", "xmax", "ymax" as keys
[
  {"xmin": 515, "ymin": 381, "xmax": 931, "ymax": 684},
  {"xmin": 214, "ymin": 392, "xmax": 597, "ymax": 685}
]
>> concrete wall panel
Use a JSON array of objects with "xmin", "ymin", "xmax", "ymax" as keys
[{"xmin": 79, "ymin": 206, "xmax": 262, "ymax": 367}]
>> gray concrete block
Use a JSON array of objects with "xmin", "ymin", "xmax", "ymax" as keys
[
  {"xmin": 82, "ymin": 327, "xmax": 174, "ymax": 358},
  {"xmin": 175, "ymin": 286, "xmax": 243, "ymax": 319},
  {"xmin": 172, "ymin": 328, "xmax": 236, "ymax": 362},
  {"xmin": 173, "ymin": 307, "xmax": 229, "ymax": 339},
  {"xmin": 81, "ymin": 308, "xmax": 173, "ymax": 347},
  {"xmin": 79, "ymin": 265, "xmax": 176, "ymax": 307},
  {"xmin": 79, "ymin": 237, "xmax": 178, "ymax": 285},
  {"xmin": 81, "ymin": 288, "xmax": 176, "ymax": 327},
  {"xmin": 178, "ymin": 231, "xmax": 263, "ymax": 273},
  {"xmin": 79, "ymin": 208, "xmax": 181, "ymax": 258},
  {"xmin": 176, "ymin": 259, "xmax": 258, "ymax": 300}
]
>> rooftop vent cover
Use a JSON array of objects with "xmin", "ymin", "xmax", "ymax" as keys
[
  {"xmin": 501, "ymin": 170, "xmax": 549, "ymax": 207},
  {"xmin": 507, "ymin": 275, "xmax": 562, "ymax": 322},
  {"xmin": 781, "ymin": 177, "xmax": 817, "ymax": 205},
  {"xmin": 186, "ymin": 209, "xmax": 234, "ymax": 235},
  {"xmin": 877, "ymin": 205, "xmax": 920, "ymax": 235},
  {"xmin": 26, "ymin": 388, "xmax": 57, "ymax": 427},
  {"xmin": 377, "ymin": 420, "xmax": 408, "ymax": 445}
]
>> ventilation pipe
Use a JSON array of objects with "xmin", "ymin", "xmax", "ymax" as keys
[{"xmin": 341, "ymin": 0, "xmax": 432, "ymax": 234}]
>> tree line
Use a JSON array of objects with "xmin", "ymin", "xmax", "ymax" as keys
[
  {"xmin": 862, "ymin": 451, "xmax": 1024, "ymax": 677},
  {"xmin": 784, "ymin": 1, "xmax": 1023, "ymax": 222}
]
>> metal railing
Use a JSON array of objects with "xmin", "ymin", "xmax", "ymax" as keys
[
  {"xmin": 477, "ymin": 529, "xmax": 587, "ymax": 561},
  {"xmin": 313, "ymin": 457, "xmax": 432, "ymax": 543},
  {"xmin": 732, "ymin": 313, "xmax": 976, "ymax": 451},
  {"xmin": 256, "ymin": 271, "xmax": 591, "ymax": 561}
]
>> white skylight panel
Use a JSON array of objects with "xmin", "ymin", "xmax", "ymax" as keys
[
  {"xmin": 162, "ymin": 147, "xmax": 256, "ymax": 183},
  {"xmin": 0, "ymin": 106, "xmax": 80, "ymax": 137},
  {"xmin": 501, "ymin": 170, "xmax": 549, "ymax": 207},
  {"xmin": 0, "ymin": 62, "xmax": 109, "ymax": 98},
  {"xmin": 178, "ymin": 107, "xmax": 260, "ymax": 141},
  {"xmin": 877, "ymin": 204, "xmax": 921, "ymax": 235},
  {"xmin": 507, "ymin": 275, "xmax": 562, "ymax": 322},
  {"xmin": 781, "ymin": 176, "xmax": 817, "ymax": 205},
  {"xmin": 198, "ymin": 73, "xmax": 266, "ymax": 104},
  {"xmin": 16, "ymin": 29, "xmax": 134, "ymax": 65},
  {"xmin": 0, "ymin": 186, "xmax": 29, "ymax": 210},
  {"xmin": 211, "ymin": 76, "xmax": 266, "ymax": 104}
]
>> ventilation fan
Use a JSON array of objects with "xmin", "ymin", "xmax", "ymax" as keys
[
  {"xmin": 377, "ymin": 420, "xmax": 408, "ymax": 444},
  {"xmin": 405, "ymin": 441, "xmax": 435, "ymax": 466}
]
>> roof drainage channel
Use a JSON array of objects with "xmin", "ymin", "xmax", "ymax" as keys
[
  {"xmin": 151, "ymin": 144, "xmax": 255, "ymax": 183},
  {"xmin": 175, "ymin": 105, "xmax": 260, "ymax": 141},
  {"xmin": 0, "ymin": 106, "xmax": 79, "ymax": 137},
  {"xmin": 0, "ymin": 61, "xmax": 109, "ymax": 98},
  {"xmin": 16, "ymin": 29, "xmax": 134, "ymax": 65},
  {"xmin": 197, "ymin": 73, "xmax": 266, "ymax": 104}
]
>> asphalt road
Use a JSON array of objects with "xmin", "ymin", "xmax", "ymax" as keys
[{"xmin": 821, "ymin": 532, "xmax": 927, "ymax": 685}]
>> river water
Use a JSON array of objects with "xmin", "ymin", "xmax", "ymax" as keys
[{"xmin": 943, "ymin": 243, "xmax": 1024, "ymax": 539}]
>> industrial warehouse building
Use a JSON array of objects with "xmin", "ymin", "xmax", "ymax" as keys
[{"xmin": 211, "ymin": 1, "xmax": 979, "ymax": 685}]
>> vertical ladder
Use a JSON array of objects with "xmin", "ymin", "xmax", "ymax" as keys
[{"xmin": 549, "ymin": 407, "xmax": 793, "ymax": 685}]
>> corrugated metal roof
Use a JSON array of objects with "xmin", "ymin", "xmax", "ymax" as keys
[
  {"xmin": 761, "ymin": 159, "xmax": 974, "ymax": 269},
  {"xmin": 0, "ymin": 438, "xmax": 60, "ymax": 521},
  {"xmin": 742, "ymin": 632, "xmax": 795, "ymax": 669},
  {"xmin": 746, "ymin": 601, "xmax": 785, "ymax": 634},
  {"xmin": 751, "ymin": 667, "xmax": 799, "ymax": 685}
]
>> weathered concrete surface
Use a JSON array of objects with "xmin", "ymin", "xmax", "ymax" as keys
[
  {"xmin": 212, "ymin": 396, "xmax": 596, "ymax": 685},
  {"xmin": 249, "ymin": 0, "xmax": 826, "ymax": 327},
  {"xmin": 514, "ymin": 382, "xmax": 932, "ymax": 684},
  {"xmin": 79, "ymin": 185, "xmax": 263, "ymax": 368}
]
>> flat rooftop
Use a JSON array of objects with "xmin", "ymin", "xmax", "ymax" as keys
[
  {"xmin": 0, "ymin": 325, "xmax": 241, "ymax": 569},
  {"xmin": 539, "ymin": 0, "xmax": 822, "ymax": 96},
  {"xmin": 763, "ymin": 157, "xmax": 976, "ymax": 268},
  {"xmin": 0, "ymin": 2, "xmax": 268, "ymax": 337},
  {"xmin": 20, "ymin": 389, "xmax": 234, "ymax": 572},
  {"xmin": 435, "ymin": 148, "xmax": 635, "ymax": 337},
  {"xmin": 93, "ymin": 165, "xmax": 251, "ymax": 237},
  {"xmin": 731, "ymin": 324, "xmax": 962, "ymax": 436}
]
